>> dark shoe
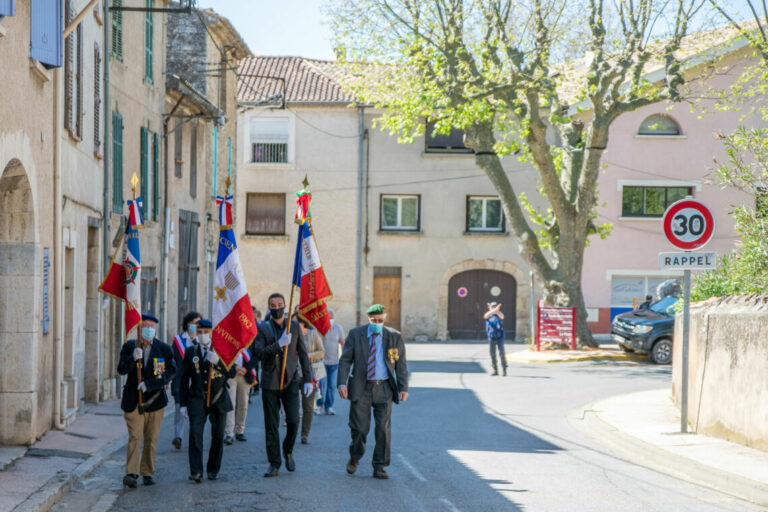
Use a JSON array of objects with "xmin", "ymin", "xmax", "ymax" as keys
[
  {"xmin": 491, "ymin": 368, "xmax": 499, "ymax": 376},
  {"xmin": 207, "ymin": 472, "xmax": 218, "ymax": 481},
  {"xmin": 142, "ymin": 476, "xmax": 155, "ymax": 486},
  {"xmin": 301, "ymin": 437, "xmax": 309, "ymax": 444},
  {"xmin": 236, "ymin": 433, "xmax": 247, "ymax": 442},
  {"xmin": 189, "ymin": 473, "xmax": 203, "ymax": 483},
  {"xmin": 172, "ymin": 437, "xmax": 182, "ymax": 450},
  {"xmin": 346, "ymin": 459, "xmax": 358, "ymax": 475},
  {"xmin": 284, "ymin": 453, "xmax": 296, "ymax": 472},
  {"xmin": 224, "ymin": 435, "xmax": 234, "ymax": 445},
  {"xmin": 122, "ymin": 474, "xmax": 138, "ymax": 488},
  {"xmin": 502, "ymin": 367, "xmax": 508, "ymax": 376},
  {"xmin": 373, "ymin": 468, "xmax": 389, "ymax": 480},
  {"xmin": 263, "ymin": 465, "xmax": 279, "ymax": 478}
]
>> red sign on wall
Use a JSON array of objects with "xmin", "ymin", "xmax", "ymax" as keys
[{"xmin": 537, "ymin": 304, "xmax": 577, "ymax": 351}]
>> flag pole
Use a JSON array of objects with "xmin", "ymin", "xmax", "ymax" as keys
[{"xmin": 130, "ymin": 172, "xmax": 144, "ymax": 408}]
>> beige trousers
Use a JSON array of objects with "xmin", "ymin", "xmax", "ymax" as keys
[
  {"xmin": 124, "ymin": 407, "xmax": 164, "ymax": 476},
  {"xmin": 225, "ymin": 374, "xmax": 250, "ymax": 436}
]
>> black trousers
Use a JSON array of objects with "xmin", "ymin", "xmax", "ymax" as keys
[
  {"xmin": 262, "ymin": 378, "xmax": 300, "ymax": 467},
  {"xmin": 349, "ymin": 381, "xmax": 393, "ymax": 470},
  {"xmin": 188, "ymin": 400, "xmax": 226, "ymax": 476},
  {"xmin": 489, "ymin": 337, "xmax": 507, "ymax": 369}
]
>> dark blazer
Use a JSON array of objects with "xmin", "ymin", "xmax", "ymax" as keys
[
  {"xmin": 248, "ymin": 319, "xmax": 311, "ymax": 391},
  {"xmin": 171, "ymin": 332, "xmax": 194, "ymax": 399},
  {"xmin": 179, "ymin": 344, "xmax": 235, "ymax": 415},
  {"xmin": 338, "ymin": 325, "xmax": 408, "ymax": 404},
  {"xmin": 117, "ymin": 339, "xmax": 176, "ymax": 413}
]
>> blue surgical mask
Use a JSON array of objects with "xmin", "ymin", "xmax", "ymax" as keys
[
  {"xmin": 142, "ymin": 327, "xmax": 156, "ymax": 341},
  {"xmin": 369, "ymin": 322, "xmax": 383, "ymax": 334},
  {"xmin": 188, "ymin": 324, "xmax": 197, "ymax": 335}
]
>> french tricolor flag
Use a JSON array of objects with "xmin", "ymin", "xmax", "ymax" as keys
[
  {"xmin": 128, "ymin": 197, "xmax": 144, "ymax": 228},
  {"xmin": 242, "ymin": 348, "xmax": 258, "ymax": 381},
  {"xmin": 98, "ymin": 199, "xmax": 142, "ymax": 338},
  {"xmin": 212, "ymin": 196, "xmax": 258, "ymax": 369},
  {"xmin": 216, "ymin": 195, "xmax": 233, "ymax": 227},
  {"xmin": 292, "ymin": 221, "xmax": 332, "ymax": 336}
]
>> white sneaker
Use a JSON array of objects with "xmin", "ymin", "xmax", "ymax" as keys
[
  {"xmin": 326, "ymin": 407, "xmax": 336, "ymax": 415},
  {"xmin": 314, "ymin": 407, "xmax": 323, "ymax": 415}
]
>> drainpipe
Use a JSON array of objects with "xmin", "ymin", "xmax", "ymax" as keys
[
  {"xmin": 355, "ymin": 106, "xmax": 364, "ymax": 325},
  {"xmin": 52, "ymin": 66, "xmax": 65, "ymax": 431},
  {"xmin": 102, "ymin": 0, "xmax": 111, "ymax": 399}
]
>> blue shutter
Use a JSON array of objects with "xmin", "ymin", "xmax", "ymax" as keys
[
  {"xmin": 112, "ymin": 112, "xmax": 124, "ymax": 213},
  {"xmin": 211, "ymin": 127, "xmax": 218, "ymax": 197},
  {"xmin": 30, "ymin": 0, "xmax": 63, "ymax": 69},
  {"xmin": 144, "ymin": 0, "xmax": 153, "ymax": 83},
  {"xmin": 140, "ymin": 127, "xmax": 149, "ymax": 217},
  {"xmin": 0, "ymin": 0, "xmax": 15, "ymax": 17},
  {"xmin": 153, "ymin": 132, "xmax": 159, "ymax": 222}
]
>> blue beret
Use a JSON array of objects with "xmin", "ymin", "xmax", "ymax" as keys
[
  {"xmin": 142, "ymin": 314, "xmax": 159, "ymax": 323},
  {"xmin": 198, "ymin": 319, "xmax": 213, "ymax": 329}
]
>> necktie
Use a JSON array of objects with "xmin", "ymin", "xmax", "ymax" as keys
[{"xmin": 367, "ymin": 333, "xmax": 378, "ymax": 380}]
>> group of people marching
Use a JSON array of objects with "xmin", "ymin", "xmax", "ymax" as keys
[{"xmin": 116, "ymin": 300, "xmax": 409, "ymax": 488}]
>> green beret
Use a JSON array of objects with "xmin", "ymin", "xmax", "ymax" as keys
[{"xmin": 366, "ymin": 304, "xmax": 386, "ymax": 315}]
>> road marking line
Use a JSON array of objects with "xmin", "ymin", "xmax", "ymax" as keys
[
  {"xmin": 397, "ymin": 453, "xmax": 427, "ymax": 482},
  {"xmin": 440, "ymin": 498, "xmax": 462, "ymax": 512}
]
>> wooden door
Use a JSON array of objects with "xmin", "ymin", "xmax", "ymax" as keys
[
  {"xmin": 373, "ymin": 274, "xmax": 402, "ymax": 332},
  {"xmin": 177, "ymin": 210, "xmax": 200, "ymax": 327},
  {"xmin": 448, "ymin": 269, "xmax": 517, "ymax": 340}
]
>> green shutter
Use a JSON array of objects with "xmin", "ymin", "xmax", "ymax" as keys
[
  {"xmin": 211, "ymin": 126, "xmax": 218, "ymax": 197},
  {"xmin": 111, "ymin": 0, "xmax": 122, "ymax": 61},
  {"xmin": 112, "ymin": 111, "xmax": 123, "ymax": 213},
  {"xmin": 153, "ymin": 132, "xmax": 159, "ymax": 222},
  {"xmin": 144, "ymin": 0, "xmax": 153, "ymax": 83},
  {"xmin": 140, "ymin": 127, "xmax": 148, "ymax": 217},
  {"xmin": 227, "ymin": 137, "xmax": 232, "ymax": 182}
]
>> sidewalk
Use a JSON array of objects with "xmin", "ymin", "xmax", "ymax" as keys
[
  {"xmin": 507, "ymin": 343, "xmax": 647, "ymax": 363},
  {"xmin": 571, "ymin": 388, "xmax": 768, "ymax": 507},
  {"xmin": 0, "ymin": 400, "xmax": 129, "ymax": 512}
]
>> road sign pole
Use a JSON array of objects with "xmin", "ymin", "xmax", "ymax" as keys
[{"xmin": 681, "ymin": 269, "xmax": 691, "ymax": 433}]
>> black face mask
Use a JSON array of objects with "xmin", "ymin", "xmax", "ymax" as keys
[{"xmin": 270, "ymin": 308, "xmax": 284, "ymax": 320}]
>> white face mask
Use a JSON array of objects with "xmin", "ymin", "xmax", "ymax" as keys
[
  {"xmin": 330, "ymin": 319, "xmax": 335, "ymax": 326},
  {"xmin": 198, "ymin": 333, "xmax": 211, "ymax": 347}
]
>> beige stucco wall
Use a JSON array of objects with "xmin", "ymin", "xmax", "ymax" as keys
[
  {"xmin": 672, "ymin": 295, "xmax": 768, "ymax": 451},
  {"xmin": 0, "ymin": 5, "xmax": 56, "ymax": 443}
]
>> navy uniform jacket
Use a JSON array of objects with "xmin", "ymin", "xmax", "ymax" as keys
[
  {"xmin": 171, "ymin": 332, "xmax": 194, "ymax": 399},
  {"xmin": 338, "ymin": 325, "xmax": 408, "ymax": 404},
  {"xmin": 248, "ymin": 319, "xmax": 311, "ymax": 391},
  {"xmin": 179, "ymin": 344, "xmax": 235, "ymax": 416},
  {"xmin": 117, "ymin": 339, "xmax": 176, "ymax": 413}
]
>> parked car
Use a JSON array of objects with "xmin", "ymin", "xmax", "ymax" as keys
[{"xmin": 610, "ymin": 296, "xmax": 679, "ymax": 364}]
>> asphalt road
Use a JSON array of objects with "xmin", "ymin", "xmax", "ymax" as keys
[{"xmin": 53, "ymin": 343, "xmax": 762, "ymax": 512}]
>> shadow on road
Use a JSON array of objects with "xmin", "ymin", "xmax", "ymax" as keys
[{"xmin": 407, "ymin": 361, "xmax": 487, "ymax": 373}]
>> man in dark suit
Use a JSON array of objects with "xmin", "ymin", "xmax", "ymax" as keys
[
  {"xmin": 178, "ymin": 319, "xmax": 235, "ymax": 482},
  {"xmin": 338, "ymin": 304, "xmax": 409, "ymax": 480},
  {"xmin": 248, "ymin": 292, "xmax": 313, "ymax": 478},
  {"xmin": 117, "ymin": 314, "xmax": 176, "ymax": 489},
  {"xmin": 171, "ymin": 311, "xmax": 201, "ymax": 450}
]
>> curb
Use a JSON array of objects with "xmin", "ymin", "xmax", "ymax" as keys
[
  {"xmin": 508, "ymin": 352, "xmax": 647, "ymax": 364},
  {"xmin": 569, "ymin": 396, "xmax": 768, "ymax": 508}
]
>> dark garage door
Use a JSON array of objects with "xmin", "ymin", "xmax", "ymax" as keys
[{"xmin": 448, "ymin": 269, "xmax": 516, "ymax": 340}]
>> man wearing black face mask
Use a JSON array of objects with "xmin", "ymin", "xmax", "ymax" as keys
[{"xmin": 248, "ymin": 292, "xmax": 312, "ymax": 477}]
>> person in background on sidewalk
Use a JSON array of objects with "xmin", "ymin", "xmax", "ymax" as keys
[
  {"xmin": 248, "ymin": 293, "xmax": 313, "ymax": 478},
  {"xmin": 338, "ymin": 304, "xmax": 409, "ymax": 480},
  {"xmin": 179, "ymin": 320, "xmax": 235, "ymax": 483},
  {"xmin": 224, "ymin": 340, "xmax": 255, "ymax": 445},
  {"xmin": 484, "ymin": 302, "xmax": 507, "ymax": 376},
  {"xmin": 171, "ymin": 311, "xmax": 201, "ymax": 450},
  {"xmin": 318, "ymin": 308, "xmax": 345, "ymax": 416},
  {"xmin": 296, "ymin": 315, "xmax": 324, "ymax": 444},
  {"xmin": 117, "ymin": 314, "xmax": 176, "ymax": 489}
]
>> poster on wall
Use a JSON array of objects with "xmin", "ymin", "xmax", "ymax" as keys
[{"xmin": 537, "ymin": 304, "xmax": 576, "ymax": 350}]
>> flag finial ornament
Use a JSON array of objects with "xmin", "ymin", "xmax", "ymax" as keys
[
  {"xmin": 295, "ymin": 178, "xmax": 312, "ymax": 225},
  {"xmin": 302, "ymin": 174, "xmax": 309, "ymax": 189},
  {"xmin": 131, "ymin": 172, "xmax": 139, "ymax": 199},
  {"xmin": 226, "ymin": 175, "xmax": 232, "ymax": 194}
]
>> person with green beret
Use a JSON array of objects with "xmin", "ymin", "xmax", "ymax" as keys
[{"xmin": 338, "ymin": 303, "xmax": 409, "ymax": 480}]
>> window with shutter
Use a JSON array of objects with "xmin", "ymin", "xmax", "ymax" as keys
[
  {"xmin": 75, "ymin": 22, "xmax": 83, "ymax": 138},
  {"xmin": 30, "ymin": 0, "xmax": 63, "ymax": 68},
  {"xmin": 112, "ymin": 111, "xmax": 124, "ymax": 213},
  {"xmin": 152, "ymin": 132, "xmax": 159, "ymax": 222},
  {"xmin": 174, "ymin": 122, "xmax": 183, "ymax": 178},
  {"xmin": 94, "ymin": 44, "xmax": 102, "ymax": 154},
  {"xmin": 177, "ymin": 210, "xmax": 200, "ymax": 320},
  {"xmin": 211, "ymin": 126, "xmax": 218, "ymax": 197},
  {"xmin": 190, "ymin": 124, "xmax": 197, "ymax": 198},
  {"xmin": 0, "ymin": 0, "xmax": 15, "ymax": 17},
  {"xmin": 246, "ymin": 193, "xmax": 286, "ymax": 235},
  {"xmin": 144, "ymin": 0, "xmax": 153, "ymax": 83},
  {"xmin": 64, "ymin": 0, "xmax": 74, "ymax": 131},
  {"xmin": 111, "ymin": 0, "xmax": 122, "ymax": 61},
  {"xmin": 141, "ymin": 267, "xmax": 158, "ymax": 314},
  {"xmin": 140, "ymin": 127, "xmax": 150, "ymax": 219}
]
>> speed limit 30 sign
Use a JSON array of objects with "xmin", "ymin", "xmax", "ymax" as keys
[{"xmin": 662, "ymin": 198, "xmax": 715, "ymax": 250}]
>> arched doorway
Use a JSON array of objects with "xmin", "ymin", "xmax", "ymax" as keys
[
  {"xmin": 0, "ymin": 159, "xmax": 39, "ymax": 444},
  {"xmin": 448, "ymin": 269, "xmax": 517, "ymax": 340}
]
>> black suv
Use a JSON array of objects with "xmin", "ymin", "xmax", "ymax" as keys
[{"xmin": 610, "ymin": 296, "xmax": 678, "ymax": 364}]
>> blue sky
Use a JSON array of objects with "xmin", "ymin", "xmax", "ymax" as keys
[{"xmin": 196, "ymin": 0, "xmax": 336, "ymax": 60}]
